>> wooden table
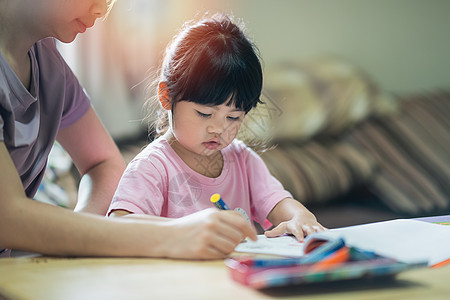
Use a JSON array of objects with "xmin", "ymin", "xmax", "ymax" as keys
[{"xmin": 0, "ymin": 254, "xmax": 449, "ymax": 300}]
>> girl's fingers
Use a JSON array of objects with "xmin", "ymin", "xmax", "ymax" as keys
[
  {"xmin": 264, "ymin": 221, "xmax": 326, "ymax": 242},
  {"xmin": 289, "ymin": 224, "xmax": 305, "ymax": 242},
  {"xmin": 302, "ymin": 224, "xmax": 316, "ymax": 236},
  {"xmin": 264, "ymin": 222, "xmax": 287, "ymax": 238},
  {"xmin": 313, "ymin": 224, "xmax": 327, "ymax": 231}
]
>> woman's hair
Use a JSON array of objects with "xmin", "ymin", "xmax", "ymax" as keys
[{"xmin": 145, "ymin": 13, "xmax": 263, "ymax": 137}]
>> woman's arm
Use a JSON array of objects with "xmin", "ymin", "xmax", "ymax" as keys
[
  {"xmin": 56, "ymin": 106, "xmax": 126, "ymax": 215},
  {"xmin": 109, "ymin": 209, "xmax": 171, "ymax": 222},
  {"xmin": 0, "ymin": 142, "xmax": 256, "ymax": 258}
]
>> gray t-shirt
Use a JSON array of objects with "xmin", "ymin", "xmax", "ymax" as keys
[{"xmin": 0, "ymin": 38, "xmax": 90, "ymax": 197}]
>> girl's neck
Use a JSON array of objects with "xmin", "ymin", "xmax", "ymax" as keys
[{"xmin": 163, "ymin": 132, "xmax": 224, "ymax": 178}]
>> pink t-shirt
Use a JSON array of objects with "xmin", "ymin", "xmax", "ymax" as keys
[{"xmin": 108, "ymin": 138, "xmax": 292, "ymax": 224}]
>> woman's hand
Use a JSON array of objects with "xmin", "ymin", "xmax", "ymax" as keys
[{"xmin": 162, "ymin": 208, "xmax": 257, "ymax": 259}]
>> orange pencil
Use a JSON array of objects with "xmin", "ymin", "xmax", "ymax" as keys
[
  {"xmin": 310, "ymin": 246, "xmax": 350, "ymax": 272},
  {"xmin": 431, "ymin": 258, "xmax": 450, "ymax": 269}
]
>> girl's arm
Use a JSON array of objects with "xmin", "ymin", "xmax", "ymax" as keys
[
  {"xmin": 0, "ymin": 142, "xmax": 256, "ymax": 258},
  {"xmin": 265, "ymin": 197, "xmax": 327, "ymax": 241},
  {"xmin": 56, "ymin": 106, "xmax": 126, "ymax": 215}
]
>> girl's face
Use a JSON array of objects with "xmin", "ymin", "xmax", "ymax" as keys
[
  {"xmin": 32, "ymin": 0, "xmax": 112, "ymax": 43},
  {"xmin": 168, "ymin": 100, "xmax": 245, "ymax": 157}
]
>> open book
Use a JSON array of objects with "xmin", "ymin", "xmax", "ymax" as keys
[{"xmin": 235, "ymin": 219, "xmax": 450, "ymax": 266}]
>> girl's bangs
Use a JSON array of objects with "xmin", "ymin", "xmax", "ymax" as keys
[{"xmin": 178, "ymin": 54, "xmax": 261, "ymax": 113}]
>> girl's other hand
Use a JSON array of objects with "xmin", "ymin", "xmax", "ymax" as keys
[
  {"xmin": 265, "ymin": 198, "xmax": 327, "ymax": 242},
  {"xmin": 264, "ymin": 213, "xmax": 326, "ymax": 242}
]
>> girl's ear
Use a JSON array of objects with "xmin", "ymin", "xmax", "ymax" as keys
[{"xmin": 158, "ymin": 82, "xmax": 171, "ymax": 110}]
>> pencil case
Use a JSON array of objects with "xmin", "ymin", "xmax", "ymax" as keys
[{"xmin": 225, "ymin": 255, "xmax": 425, "ymax": 289}]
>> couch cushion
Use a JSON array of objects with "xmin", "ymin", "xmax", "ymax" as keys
[
  {"xmin": 259, "ymin": 139, "xmax": 375, "ymax": 205},
  {"xmin": 239, "ymin": 56, "xmax": 390, "ymax": 143},
  {"xmin": 343, "ymin": 90, "xmax": 450, "ymax": 215}
]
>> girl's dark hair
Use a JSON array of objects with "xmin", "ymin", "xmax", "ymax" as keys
[{"xmin": 147, "ymin": 13, "xmax": 263, "ymax": 137}]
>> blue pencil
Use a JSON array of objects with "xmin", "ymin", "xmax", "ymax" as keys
[
  {"xmin": 302, "ymin": 238, "xmax": 346, "ymax": 264},
  {"xmin": 210, "ymin": 193, "xmax": 231, "ymax": 210}
]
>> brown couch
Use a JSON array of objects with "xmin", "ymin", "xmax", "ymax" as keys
[{"xmin": 239, "ymin": 56, "xmax": 450, "ymax": 228}]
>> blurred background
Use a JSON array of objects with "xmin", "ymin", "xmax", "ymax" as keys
[{"xmin": 57, "ymin": 0, "xmax": 450, "ymax": 141}]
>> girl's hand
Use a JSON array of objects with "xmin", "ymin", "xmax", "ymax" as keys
[
  {"xmin": 264, "ymin": 211, "xmax": 326, "ymax": 242},
  {"xmin": 163, "ymin": 208, "xmax": 257, "ymax": 259},
  {"xmin": 265, "ymin": 198, "xmax": 327, "ymax": 242}
]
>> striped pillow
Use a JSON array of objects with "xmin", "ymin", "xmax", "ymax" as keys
[
  {"xmin": 343, "ymin": 90, "xmax": 450, "ymax": 215},
  {"xmin": 260, "ymin": 139, "xmax": 375, "ymax": 205}
]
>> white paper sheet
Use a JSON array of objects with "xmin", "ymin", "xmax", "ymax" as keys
[
  {"xmin": 234, "ymin": 234, "xmax": 304, "ymax": 257},
  {"xmin": 304, "ymin": 219, "xmax": 450, "ymax": 265},
  {"xmin": 233, "ymin": 219, "xmax": 450, "ymax": 266}
]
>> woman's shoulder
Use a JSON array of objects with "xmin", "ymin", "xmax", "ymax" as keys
[
  {"xmin": 31, "ymin": 38, "xmax": 68, "ymax": 75},
  {"xmin": 35, "ymin": 38, "xmax": 57, "ymax": 49},
  {"xmin": 34, "ymin": 38, "xmax": 63, "ymax": 60}
]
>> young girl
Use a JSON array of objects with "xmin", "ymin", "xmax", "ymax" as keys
[
  {"xmin": 1, "ymin": 0, "xmax": 255, "ymax": 259},
  {"xmin": 108, "ymin": 14, "xmax": 326, "ymax": 241}
]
